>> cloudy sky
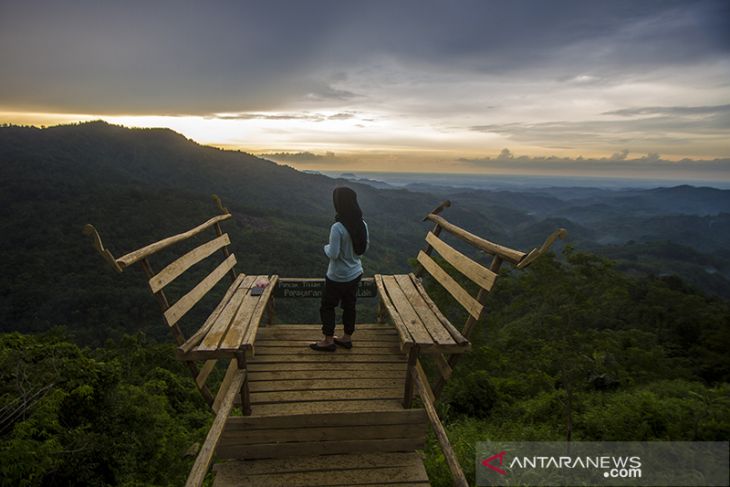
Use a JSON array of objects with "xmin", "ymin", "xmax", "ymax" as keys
[{"xmin": 1, "ymin": 0, "xmax": 729, "ymax": 178}]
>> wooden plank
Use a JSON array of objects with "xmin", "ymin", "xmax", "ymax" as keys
[
  {"xmin": 184, "ymin": 359, "xmax": 245, "ymax": 487},
  {"xmin": 253, "ymin": 339, "xmax": 399, "ymax": 347},
  {"xmin": 215, "ymin": 277, "xmax": 264, "ymax": 351},
  {"xmin": 381, "ymin": 275, "xmax": 434, "ymax": 345},
  {"xmin": 256, "ymin": 330, "xmax": 399, "ymax": 341},
  {"xmin": 417, "ymin": 251, "xmax": 483, "ymax": 320},
  {"xmin": 239, "ymin": 275, "xmax": 278, "ymax": 348},
  {"xmin": 414, "ymin": 360, "xmax": 435, "ymax": 405},
  {"xmin": 212, "ymin": 358, "xmax": 242, "ymax": 414},
  {"xmin": 196, "ymin": 275, "xmax": 256, "ymax": 351},
  {"xmin": 195, "ymin": 359, "xmax": 218, "ymax": 389},
  {"xmin": 213, "ymin": 454, "xmax": 429, "ymax": 486},
  {"xmin": 253, "ymin": 346, "xmax": 403, "ymax": 355},
  {"xmin": 213, "ymin": 451, "xmax": 423, "ymax": 474},
  {"xmin": 394, "ymin": 274, "xmax": 455, "ymax": 346},
  {"xmin": 409, "ymin": 273, "xmax": 469, "ymax": 347},
  {"xmin": 257, "ymin": 323, "xmax": 395, "ymax": 330},
  {"xmin": 425, "ymin": 213, "xmax": 525, "ymax": 264},
  {"xmin": 249, "ymin": 355, "xmax": 407, "ymax": 364},
  {"xmin": 248, "ymin": 399, "xmax": 405, "ymax": 417},
  {"xmin": 374, "ymin": 275, "xmax": 415, "ymax": 349},
  {"xmin": 425, "ymin": 231, "xmax": 497, "ymax": 291},
  {"xmin": 247, "ymin": 370, "xmax": 408, "ymax": 381},
  {"xmin": 414, "ymin": 372, "xmax": 468, "ymax": 487},
  {"xmin": 246, "ymin": 362, "xmax": 407, "ymax": 372},
  {"xmin": 220, "ymin": 422, "xmax": 426, "ymax": 445},
  {"xmin": 164, "ymin": 254, "xmax": 238, "ymax": 327},
  {"xmin": 178, "ymin": 274, "xmax": 246, "ymax": 353},
  {"xmin": 117, "ymin": 213, "xmax": 232, "ymax": 269},
  {"xmin": 224, "ymin": 409, "xmax": 426, "ymax": 432},
  {"xmin": 433, "ymin": 352, "xmax": 453, "ymax": 381},
  {"xmin": 216, "ymin": 437, "xmax": 426, "ymax": 460},
  {"xmin": 403, "ymin": 345, "xmax": 419, "ymax": 408},
  {"xmin": 249, "ymin": 378, "xmax": 405, "ymax": 392},
  {"xmin": 149, "ymin": 233, "xmax": 230, "ymax": 293},
  {"xmin": 248, "ymin": 388, "xmax": 404, "ymax": 404}
]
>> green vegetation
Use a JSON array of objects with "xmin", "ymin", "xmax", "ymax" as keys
[
  {"xmin": 1, "ymin": 123, "xmax": 728, "ymax": 486},
  {"xmin": 0, "ymin": 332, "xmax": 209, "ymax": 486},
  {"xmin": 422, "ymin": 248, "xmax": 729, "ymax": 485}
]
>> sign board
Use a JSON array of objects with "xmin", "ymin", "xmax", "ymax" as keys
[{"xmin": 273, "ymin": 278, "xmax": 377, "ymax": 298}]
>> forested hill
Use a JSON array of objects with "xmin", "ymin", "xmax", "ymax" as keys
[
  {"xmin": 0, "ymin": 121, "xmax": 498, "ymax": 341},
  {"xmin": 1, "ymin": 122, "xmax": 729, "ymax": 486}
]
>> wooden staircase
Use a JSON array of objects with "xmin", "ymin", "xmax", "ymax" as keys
[
  {"xmin": 213, "ymin": 324, "xmax": 431, "ymax": 487},
  {"xmin": 85, "ymin": 196, "xmax": 566, "ymax": 487}
]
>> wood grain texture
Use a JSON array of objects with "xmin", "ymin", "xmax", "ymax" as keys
[
  {"xmin": 216, "ymin": 437, "xmax": 426, "ymax": 461},
  {"xmin": 184, "ymin": 361, "xmax": 245, "ymax": 487},
  {"xmin": 394, "ymin": 274, "xmax": 455, "ymax": 346},
  {"xmin": 381, "ymin": 275, "xmax": 433, "ymax": 345},
  {"xmin": 212, "ymin": 452, "xmax": 429, "ymax": 485},
  {"xmin": 149, "ymin": 233, "xmax": 230, "ymax": 293},
  {"xmin": 248, "ymin": 388, "xmax": 404, "ymax": 404},
  {"xmin": 246, "ymin": 399, "xmax": 406, "ymax": 417},
  {"xmin": 248, "ymin": 378, "xmax": 405, "ymax": 392},
  {"xmin": 425, "ymin": 231, "xmax": 496, "ymax": 291},
  {"xmin": 220, "ymin": 422, "xmax": 427, "ymax": 445},
  {"xmin": 117, "ymin": 213, "xmax": 232, "ymax": 268},
  {"xmin": 213, "ymin": 359, "xmax": 243, "ymax": 414},
  {"xmin": 213, "ymin": 450, "xmax": 425, "ymax": 474},
  {"xmin": 164, "ymin": 254, "xmax": 237, "ymax": 326},
  {"xmin": 178, "ymin": 274, "xmax": 246, "ymax": 354},
  {"xmin": 239, "ymin": 275, "xmax": 278, "ymax": 349},
  {"xmin": 414, "ymin": 371, "xmax": 468, "ymax": 487},
  {"xmin": 195, "ymin": 359, "xmax": 218, "ymax": 388},
  {"xmin": 195, "ymin": 276, "xmax": 255, "ymax": 351},
  {"xmin": 409, "ymin": 273, "xmax": 470, "ymax": 346},
  {"xmin": 425, "ymin": 213, "xmax": 525, "ymax": 264},
  {"xmin": 374, "ymin": 275, "xmax": 414, "ymax": 349},
  {"xmin": 223, "ymin": 409, "xmax": 426, "ymax": 430},
  {"xmin": 417, "ymin": 251, "xmax": 483, "ymax": 320}
]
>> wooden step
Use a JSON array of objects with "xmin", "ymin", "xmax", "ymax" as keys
[
  {"xmin": 218, "ymin": 409, "xmax": 428, "ymax": 460},
  {"xmin": 213, "ymin": 451, "xmax": 430, "ymax": 486}
]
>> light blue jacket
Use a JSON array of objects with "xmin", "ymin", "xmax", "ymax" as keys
[{"xmin": 324, "ymin": 221, "xmax": 369, "ymax": 282}]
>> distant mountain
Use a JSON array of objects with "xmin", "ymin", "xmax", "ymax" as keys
[
  {"xmin": 1, "ymin": 121, "xmax": 728, "ymax": 344},
  {"xmin": 0, "ymin": 122, "xmax": 518, "ymax": 340}
]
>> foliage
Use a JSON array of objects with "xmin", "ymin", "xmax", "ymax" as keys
[
  {"xmin": 1, "ymin": 123, "xmax": 729, "ymax": 486},
  {"xmin": 421, "ymin": 248, "xmax": 730, "ymax": 486},
  {"xmin": 0, "ymin": 332, "xmax": 209, "ymax": 486}
]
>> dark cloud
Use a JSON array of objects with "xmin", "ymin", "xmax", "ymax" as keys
[
  {"xmin": 261, "ymin": 151, "xmax": 341, "ymax": 165},
  {"xmin": 0, "ymin": 0, "xmax": 727, "ymax": 114},
  {"xmin": 470, "ymin": 105, "xmax": 730, "ymax": 152},
  {"xmin": 603, "ymin": 104, "xmax": 730, "ymax": 117},
  {"xmin": 458, "ymin": 151, "xmax": 730, "ymax": 178}
]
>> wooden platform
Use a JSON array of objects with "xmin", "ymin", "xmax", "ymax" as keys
[
  {"xmin": 243, "ymin": 324, "xmax": 409, "ymax": 416},
  {"xmin": 213, "ymin": 452, "xmax": 430, "ymax": 487},
  {"xmin": 212, "ymin": 324, "xmax": 431, "ymax": 486}
]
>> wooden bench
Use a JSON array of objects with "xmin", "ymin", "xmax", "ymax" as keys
[
  {"xmin": 84, "ymin": 195, "xmax": 276, "ymax": 414},
  {"xmin": 376, "ymin": 200, "xmax": 567, "ymax": 406}
]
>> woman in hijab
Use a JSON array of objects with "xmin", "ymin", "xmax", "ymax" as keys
[{"xmin": 310, "ymin": 187, "xmax": 369, "ymax": 351}]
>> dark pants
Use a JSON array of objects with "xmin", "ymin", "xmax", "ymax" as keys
[{"xmin": 320, "ymin": 274, "xmax": 362, "ymax": 337}]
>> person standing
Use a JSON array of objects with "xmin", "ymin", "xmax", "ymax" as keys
[{"xmin": 310, "ymin": 187, "xmax": 369, "ymax": 352}]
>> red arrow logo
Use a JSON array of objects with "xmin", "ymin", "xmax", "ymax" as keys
[{"xmin": 482, "ymin": 450, "xmax": 507, "ymax": 475}]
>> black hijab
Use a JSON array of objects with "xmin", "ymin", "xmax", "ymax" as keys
[{"xmin": 333, "ymin": 187, "xmax": 367, "ymax": 255}]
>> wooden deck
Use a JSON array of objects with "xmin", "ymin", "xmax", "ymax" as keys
[{"xmin": 213, "ymin": 324, "xmax": 431, "ymax": 487}]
